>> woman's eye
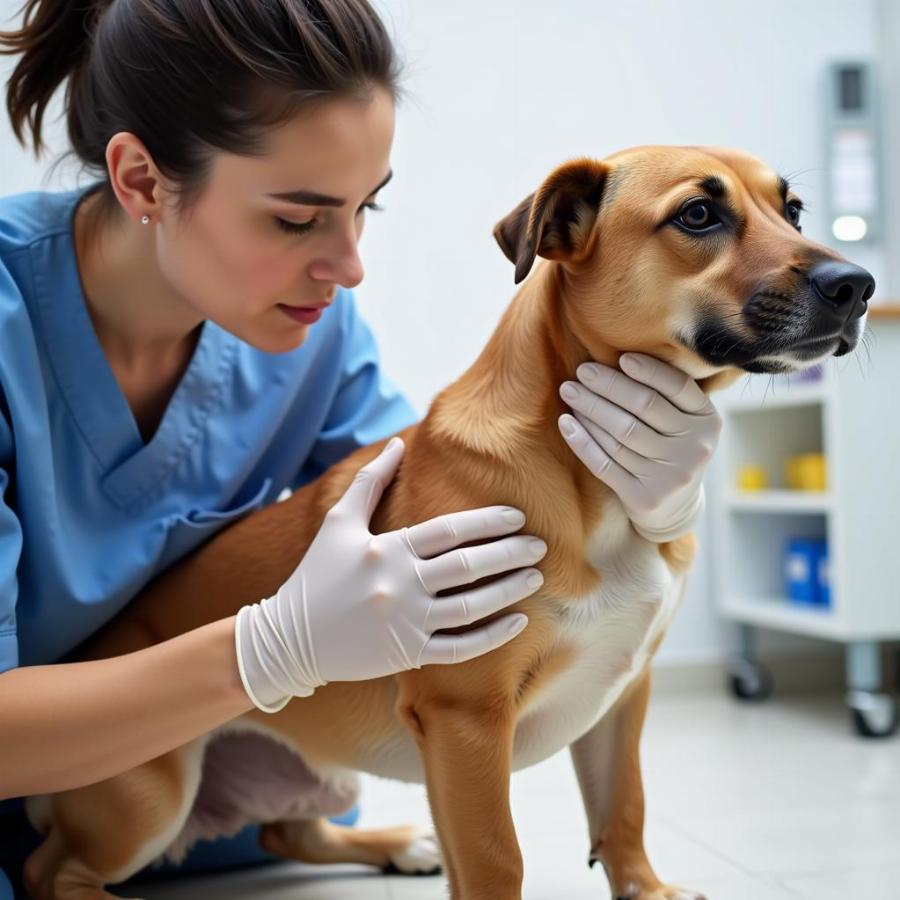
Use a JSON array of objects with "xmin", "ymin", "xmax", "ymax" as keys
[
  {"xmin": 275, "ymin": 202, "xmax": 384, "ymax": 236},
  {"xmin": 677, "ymin": 201, "xmax": 720, "ymax": 232},
  {"xmin": 786, "ymin": 201, "xmax": 803, "ymax": 230},
  {"xmin": 275, "ymin": 217, "xmax": 316, "ymax": 235}
]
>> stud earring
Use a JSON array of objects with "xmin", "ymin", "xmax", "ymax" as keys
[{"xmin": 141, "ymin": 214, "xmax": 150, "ymax": 225}]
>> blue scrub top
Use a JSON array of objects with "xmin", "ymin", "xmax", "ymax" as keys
[{"xmin": 0, "ymin": 183, "xmax": 420, "ymax": 813}]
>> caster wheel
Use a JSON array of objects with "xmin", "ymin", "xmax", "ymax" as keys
[
  {"xmin": 728, "ymin": 659, "xmax": 772, "ymax": 701},
  {"xmin": 847, "ymin": 690, "xmax": 898, "ymax": 738}
]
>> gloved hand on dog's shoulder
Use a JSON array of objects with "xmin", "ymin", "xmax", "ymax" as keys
[
  {"xmin": 557, "ymin": 353, "xmax": 722, "ymax": 543},
  {"xmin": 235, "ymin": 436, "xmax": 547, "ymax": 713}
]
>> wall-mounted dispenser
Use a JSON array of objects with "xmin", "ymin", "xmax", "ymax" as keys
[{"xmin": 825, "ymin": 62, "xmax": 881, "ymax": 244}]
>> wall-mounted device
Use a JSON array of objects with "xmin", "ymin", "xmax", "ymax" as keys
[{"xmin": 825, "ymin": 62, "xmax": 881, "ymax": 243}]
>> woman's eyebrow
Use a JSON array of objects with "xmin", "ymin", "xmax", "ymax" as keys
[{"xmin": 266, "ymin": 170, "xmax": 393, "ymax": 207}]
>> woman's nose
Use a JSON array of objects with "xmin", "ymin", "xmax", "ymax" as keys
[
  {"xmin": 311, "ymin": 228, "xmax": 365, "ymax": 288},
  {"xmin": 337, "ymin": 248, "xmax": 364, "ymax": 288}
]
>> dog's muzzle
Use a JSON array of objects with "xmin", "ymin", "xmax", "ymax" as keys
[{"xmin": 688, "ymin": 260, "xmax": 875, "ymax": 374}]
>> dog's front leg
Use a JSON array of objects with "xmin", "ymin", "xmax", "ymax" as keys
[
  {"xmin": 569, "ymin": 669, "xmax": 706, "ymax": 900},
  {"xmin": 402, "ymin": 697, "xmax": 522, "ymax": 900}
]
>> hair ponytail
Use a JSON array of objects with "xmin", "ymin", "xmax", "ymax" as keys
[{"xmin": 1, "ymin": 0, "xmax": 106, "ymax": 155}]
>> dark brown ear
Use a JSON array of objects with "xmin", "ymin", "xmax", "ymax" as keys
[{"xmin": 492, "ymin": 157, "xmax": 608, "ymax": 284}]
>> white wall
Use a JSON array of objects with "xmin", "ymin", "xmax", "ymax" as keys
[
  {"xmin": 878, "ymin": 0, "xmax": 900, "ymax": 297},
  {"xmin": 0, "ymin": 0, "xmax": 884, "ymax": 667}
]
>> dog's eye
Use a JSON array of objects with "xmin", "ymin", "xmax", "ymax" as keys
[
  {"xmin": 785, "ymin": 200, "xmax": 803, "ymax": 230},
  {"xmin": 677, "ymin": 201, "xmax": 720, "ymax": 232}
]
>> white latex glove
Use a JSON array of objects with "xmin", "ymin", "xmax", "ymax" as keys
[
  {"xmin": 557, "ymin": 353, "xmax": 722, "ymax": 543},
  {"xmin": 235, "ymin": 436, "xmax": 547, "ymax": 713}
]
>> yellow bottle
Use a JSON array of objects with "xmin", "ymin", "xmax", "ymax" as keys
[
  {"xmin": 738, "ymin": 465, "xmax": 768, "ymax": 491},
  {"xmin": 785, "ymin": 453, "xmax": 827, "ymax": 491}
]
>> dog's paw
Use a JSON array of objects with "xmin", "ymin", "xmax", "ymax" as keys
[
  {"xmin": 659, "ymin": 887, "xmax": 706, "ymax": 900},
  {"xmin": 616, "ymin": 886, "xmax": 707, "ymax": 900},
  {"xmin": 385, "ymin": 827, "xmax": 443, "ymax": 875}
]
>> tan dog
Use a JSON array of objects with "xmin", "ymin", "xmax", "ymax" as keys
[{"xmin": 23, "ymin": 146, "xmax": 873, "ymax": 900}]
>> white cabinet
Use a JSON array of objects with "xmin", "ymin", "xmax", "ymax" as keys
[{"xmin": 710, "ymin": 310, "xmax": 900, "ymax": 736}]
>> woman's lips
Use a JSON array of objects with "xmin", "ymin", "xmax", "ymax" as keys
[
  {"xmin": 278, "ymin": 288, "xmax": 334, "ymax": 325},
  {"xmin": 278, "ymin": 304, "xmax": 324, "ymax": 324}
]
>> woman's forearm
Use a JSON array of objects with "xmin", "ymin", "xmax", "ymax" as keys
[{"xmin": 0, "ymin": 615, "xmax": 254, "ymax": 800}]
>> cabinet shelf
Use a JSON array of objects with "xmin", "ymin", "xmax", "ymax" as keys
[
  {"xmin": 711, "ymin": 317, "xmax": 900, "ymax": 650},
  {"xmin": 719, "ymin": 383, "xmax": 828, "ymax": 412},
  {"xmin": 725, "ymin": 490, "xmax": 834, "ymax": 513},
  {"xmin": 719, "ymin": 596, "xmax": 844, "ymax": 640}
]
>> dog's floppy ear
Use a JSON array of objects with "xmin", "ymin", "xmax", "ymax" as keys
[{"xmin": 493, "ymin": 157, "xmax": 608, "ymax": 284}]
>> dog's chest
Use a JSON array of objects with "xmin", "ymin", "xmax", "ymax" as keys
[{"xmin": 510, "ymin": 496, "xmax": 684, "ymax": 770}]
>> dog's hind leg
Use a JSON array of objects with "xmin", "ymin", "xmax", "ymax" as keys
[
  {"xmin": 569, "ymin": 668, "xmax": 707, "ymax": 900},
  {"xmin": 258, "ymin": 817, "xmax": 442, "ymax": 874},
  {"xmin": 21, "ymin": 828, "xmax": 148, "ymax": 900},
  {"xmin": 21, "ymin": 745, "xmax": 202, "ymax": 900}
]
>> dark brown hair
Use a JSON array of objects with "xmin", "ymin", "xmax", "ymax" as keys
[{"xmin": 1, "ymin": 0, "xmax": 402, "ymax": 214}]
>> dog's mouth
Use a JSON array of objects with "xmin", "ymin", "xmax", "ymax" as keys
[
  {"xmin": 792, "ymin": 332, "xmax": 854, "ymax": 358},
  {"xmin": 681, "ymin": 266, "xmax": 872, "ymax": 375},
  {"xmin": 684, "ymin": 317, "xmax": 862, "ymax": 375}
]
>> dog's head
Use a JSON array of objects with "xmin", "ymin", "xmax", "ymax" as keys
[{"xmin": 494, "ymin": 147, "xmax": 874, "ymax": 380}]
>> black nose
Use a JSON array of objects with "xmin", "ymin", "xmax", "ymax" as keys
[{"xmin": 809, "ymin": 261, "xmax": 875, "ymax": 319}]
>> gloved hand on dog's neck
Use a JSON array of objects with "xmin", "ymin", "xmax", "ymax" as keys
[{"xmin": 556, "ymin": 351, "xmax": 722, "ymax": 543}]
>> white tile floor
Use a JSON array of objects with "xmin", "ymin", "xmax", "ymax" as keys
[{"xmin": 127, "ymin": 689, "xmax": 900, "ymax": 900}]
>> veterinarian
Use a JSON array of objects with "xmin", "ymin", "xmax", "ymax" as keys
[{"xmin": 0, "ymin": 0, "xmax": 721, "ymax": 895}]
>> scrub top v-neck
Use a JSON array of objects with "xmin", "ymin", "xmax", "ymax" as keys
[
  {"xmin": 31, "ymin": 196, "xmax": 241, "ymax": 513},
  {"xmin": 0, "ymin": 182, "xmax": 421, "ymax": 693}
]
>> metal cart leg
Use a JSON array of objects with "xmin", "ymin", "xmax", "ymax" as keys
[
  {"xmin": 846, "ymin": 640, "xmax": 898, "ymax": 738},
  {"xmin": 728, "ymin": 623, "xmax": 773, "ymax": 701}
]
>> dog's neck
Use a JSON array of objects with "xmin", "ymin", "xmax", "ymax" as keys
[{"xmin": 427, "ymin": 262, "xmax": 610, "ymax": 471}]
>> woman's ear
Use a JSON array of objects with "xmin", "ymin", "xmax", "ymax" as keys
[
  {"xmin": 106, "ymin": 131, "xmax": 168, "ymax": 224},
  {"xmin": 492, "ymin": 157, "xmax": 608, "ymax": 284}
]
